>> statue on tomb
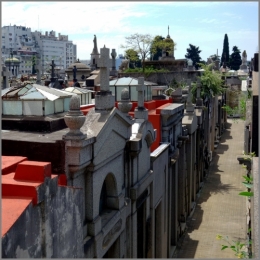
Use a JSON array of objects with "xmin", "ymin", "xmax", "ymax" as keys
[
  {"xmin": 207, "ymin": 57, "xmax": 213, "ymax": 65},
  {"xmin": 242, "ymin": 50, "xmax": 247, "ymax": 65},
  {"xmin": 93, "ymin": 35, "xmax": 97, "ymax": 51},
  {"xmin": 73, "ymin": 65, "xmax": 77, "ymax": 80},
  {"xmin": 73, "ymin": 78, "xmax": 80, "ymax": 87},
  {"xmin": 118, "ymin": 59, "xmax": 129, "ymax": 72}
]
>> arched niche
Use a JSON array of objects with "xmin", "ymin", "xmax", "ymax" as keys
[{"xmin": 99, "ymin": 173, "xmax": 119, "ymax": 215}]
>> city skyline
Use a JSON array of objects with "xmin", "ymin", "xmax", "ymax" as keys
[{"xmin": 2, "ymin": 1, "xmax": 259, "ymax": 62}]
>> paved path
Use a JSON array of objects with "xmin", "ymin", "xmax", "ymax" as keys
[{"xmin": 176, "ymin": 119, "xmax": 248, "ymax": 258}]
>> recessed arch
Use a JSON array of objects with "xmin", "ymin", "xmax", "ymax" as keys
[{"xmin": 99, "ymin": 173, "xmax": 118, "ymax": 215}]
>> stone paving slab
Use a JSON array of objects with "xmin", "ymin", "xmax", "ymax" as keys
[{"xmin": 176, "ymin": 119, "xmax": 247, "ymax": 258}]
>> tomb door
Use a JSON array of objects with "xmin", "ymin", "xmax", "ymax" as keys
[
  {"xmin": 137, "ymin": 190, "xmax": 148, "ymax": 258},
  {"xmin": 170, "ymin": 163, "xmax": 178, "ymax": 246},
  {"xmin": 103, "ymin": 236, "xmax": 120, "ymax": 258},
  {"xmin": 155, "ymin": 201, "xmax": 162, "ymax": 258}
]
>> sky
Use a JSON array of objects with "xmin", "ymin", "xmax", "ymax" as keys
[{"xmin": 1, "ymin": 1, "xmax": 259, "ymax": 62}]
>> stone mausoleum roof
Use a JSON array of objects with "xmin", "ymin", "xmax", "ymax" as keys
[
  {"xmin": 66, "ymin": 59, "xmax": 91, "ymax": 71},
  {"xmin": 5, "ymin": 57, "xmax": 20, "ymax": 63}
]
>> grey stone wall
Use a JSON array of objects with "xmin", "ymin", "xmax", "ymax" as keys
[
  {"xmin": 2, "ymin": 178, "xmax": 84, "ymax": 258},
  {"xmin": 119, "ymin": 71, "xmax": 201, "ymax": 85}
]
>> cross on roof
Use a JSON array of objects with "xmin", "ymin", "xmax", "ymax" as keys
[
  {"xmin": 50, "ymin": 60, "xmax": 56, "ymax": 78},
  {"xmin": 186, "ymin": 83, "xmax": 194, "ymax": 113},
  {"xmin": 136, "ymin": 77, "xmax": 145, "ymax": 108},
  {"xmin": 97, "ymin": 45, "xmax": 113, "ymax": 91}
]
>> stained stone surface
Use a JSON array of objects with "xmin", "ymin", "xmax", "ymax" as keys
[
  {"xmin": 118, "ymin": 88, "xmax": 132, "ymax": 115},
  {"xmin": 64, "ymin": 95, "xmax": 86, "ymax": 137},
  {"xmin": 95, "ymin": 46, "xmax": 114, "ymax": 110}
]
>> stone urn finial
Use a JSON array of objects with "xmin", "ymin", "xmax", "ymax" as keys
[
  {"xmin": 64, "ymin": 95, "xmax": 86, "ymax": 137},
  {"xmin": 118, "ymin": 88, "xmax": 132, "ymax": 118}
]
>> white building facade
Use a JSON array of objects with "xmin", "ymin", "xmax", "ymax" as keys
[{"xmin": 1, "ymin": 25, "xmax": 77, "ymax": 75}]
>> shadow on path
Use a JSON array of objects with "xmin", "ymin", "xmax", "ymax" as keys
[{"xmin": 176, "ymin": 120, "xmax": 245, "ymax": 258}]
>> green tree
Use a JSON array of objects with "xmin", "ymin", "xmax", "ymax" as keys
[
  {"xmin": 125, "ymin": 49, "xmax": 141, "ymax": 68},
  {"xmin": 150, "ymin": 35, "xmax": 164, "ymax": 60},
  {"xmin": 221, "ymin": 34, "xmax": 230, "ymax": 67},
  {"xmin": 121, "ymin": 33, "xmax": 153, "ymax": 72},
  {"xmin": 24, "ymin": 55, "xmax": 38, "ymax": 75},
  {"xmin": 150, "ymin": 35, "xmax": 176, "ymax": 60},
  {"xmin": 209, "ymin": 54, "xmax": 221, "ymax": 62},
  {"xmin": 31, "ymin": 55, "xmax": 37, "ymax": 74},
  {"xmin": 185, "ymin": 44, "xmax": 202, "ymax": 69},
  {"xmin": 192, "ymin": 63, "xmax": 223, "ymax": 100},
  {"xmin": 229, "ymin": 46, "xmax": 242, "ymax": 70}
]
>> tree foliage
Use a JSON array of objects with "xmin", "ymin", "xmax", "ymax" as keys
[
  {"xmin": 124, "ymin": 49, "xmax": 141, "ymax": 68},
  {"xmin": 192, "ymin": 63, "xmax": 223, "ymax": 100},
  {"xmin": 185, "ymin": 44, "xmax": 202, "ymax": 69},
  {"xmin": 209, "ymin": 54, "xmax": 221, "ymax": 62},
  {"xmin": 221, "ymin": 34, "xmax": 230, "ymax": 67},
  {"xmin": 150, "ymin": 35, "xmax": 164, "ymax": 60},
  {"xmin": 150, "ymin": 35, "xmax": 176, "ymax": 60},
  {"xmin": 121, "ymin": 33, "xmax": 154, "ymax": 72},
  {"xmin": 229, "ymin": 46, "xmax": 242, "ymax": 70},
  {"xmin": 31, "ymin": 55, "xmax": 37, "ymax": 74}
]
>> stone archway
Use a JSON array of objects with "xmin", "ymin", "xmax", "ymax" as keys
[{"xmin": 99, "ymin": 173, "xmax": 118, "ymax": 215}]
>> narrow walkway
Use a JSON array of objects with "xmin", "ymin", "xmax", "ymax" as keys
[{"xmin": 176, "ymin": 119, "xmax": 247, "ymax": 258}]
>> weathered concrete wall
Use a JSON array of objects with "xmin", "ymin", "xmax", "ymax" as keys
[
  {"xmin": 2, "ymin": 203, "xmax": 43, "ymax": 258},
  {"xmin": 2, "ymin": 180, "xmax": 84, "ymax": 258},
  {"xmin": 151, "ymin": 145, "xmax": 169, "ymax": 258},
  {"xmin": 118, "ymin": 71, "xmax": 201, "ymax": 85}
]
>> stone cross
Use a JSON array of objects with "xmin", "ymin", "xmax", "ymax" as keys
[
  {"xmin": 137, "ymin": 77, "xmax": 145, "ymax": 108},
  {"xmin": 97, "ymin": 45, "xmax": 112, "ymax": 92},
  {"xmin": 50, "ymin": 60, "xmax": 56, "ymax": 83},
  {"xmin": 186, "ymin": 80, "xmax": 194, "ymax": 113},
  {"xmin": 111, "ymin": 49, "xmax": 117, "ymax": 70},
  {"xmin": 196, "ymin": 79, "xmax": 203, "ymax": 106},
  {"xmin": 2, "ymin": 66, "xmax": 9, "ymax": 89},
  {"xmin": 134, "ymin": 77, "xmax": 148, "ymax": 120},
  {"xmin": 73, "ymin": 66, "xmax": 77, "ymax": 80}
]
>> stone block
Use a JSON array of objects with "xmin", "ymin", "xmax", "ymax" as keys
[
  {"xmin": 87, "ymin": 216, "xmax": 102, "ymax": 237},
  {"xmin": 134, "ymin": 109, "xmax": 148, "ymax": 120},
  {"xmin": 129, "ymin": 137, "xmax": 142, "ymax": 152},
  {"xmin": 95, "ymin": 94, "xmax": 115, "ymax": 110},
  {"xmin": 14, "ymin": 161, "xmax": 52, "ymax": 182}
]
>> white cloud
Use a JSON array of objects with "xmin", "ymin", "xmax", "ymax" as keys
[{"xmin": 1, "ymin": 2, "xmax": 258, "ymax": 62}]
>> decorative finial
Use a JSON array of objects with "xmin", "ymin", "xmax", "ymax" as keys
[
  {"xmin": 168, "ymin": 25, "xmax": 169, "ymax": 35},
  {"xmin": 118, "ymin": 88, "xmax": 132, "ymax": 118},
  {"xmin": 63, "ymin": 95, "xmax": 86, "ymax": 138}
]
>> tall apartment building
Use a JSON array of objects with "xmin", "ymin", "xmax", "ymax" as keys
[
  {"xmin": 1, "ymin": 25, "xmax": 77, "ymax": 75},
  {"xmin": 32, "ymin": 30, "xmax": 77, "ymax": 73}
]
